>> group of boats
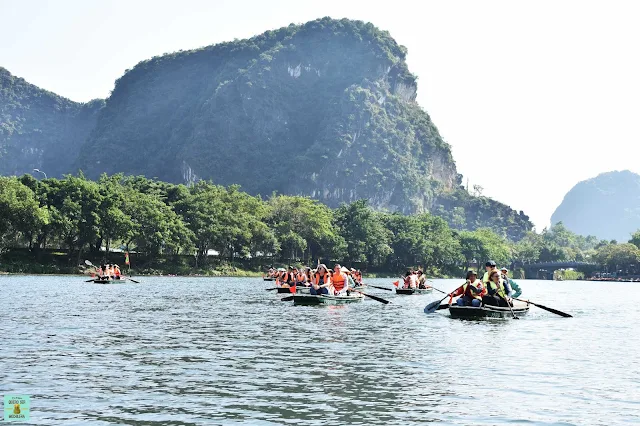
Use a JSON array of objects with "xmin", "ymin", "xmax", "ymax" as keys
[{"xmin": 269, "ymin": 277, "xmax": 539, "ymax": 319}]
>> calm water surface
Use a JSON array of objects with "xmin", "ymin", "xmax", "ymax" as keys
[{"xmin": 2, "ymin": 276, "xmax": 639, "ymax": 425}]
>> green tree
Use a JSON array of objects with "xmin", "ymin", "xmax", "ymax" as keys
[
  {"xmin": 334, "ymin": 200, "xmax": 392, "ymax": 267},
  {"xmin": 0, "ymin": 177, "xmax": 49, "ymax": 251}
]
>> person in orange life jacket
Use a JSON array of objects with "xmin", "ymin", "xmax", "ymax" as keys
[
  {"xmin": 311, "ymin": 264, "xmax": 331, "ymax": 295},
  {"xmin": 451, "ymin": 270, "xmax": 484, "ymax": 307},
  {"xmin": 281, "ymin": 266, "xmax": 295, "ymax": 288},
  {"xmin": 483, "ymin": 270, "xmax": 511, "ymax": 307},
  {"xmin": 331, "ymin": 264, "xmax": 349, "ymax": 295},
  {"xmin": 114, "ymin": 264, "xmax": 121, "ymax": 278},
  {"xmin": 295, "ymin": 268, "xmax": 308, "ymax": 286}
]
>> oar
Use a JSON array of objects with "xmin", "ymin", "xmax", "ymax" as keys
[
  {"xmin": 513, "ymin": 297, "xmax": 572, "ymax": 318},
  {"xmin": 351, "ymin": 289, "xmax": 391, "ymax": 304},
  {"xmin": 85, "ymin": 278, "xmax": 96, "ymax": 282},
  {"xmin": 125, "ymin": 277, "xmax": 140, "ymax": 284},
  {"xmin": 500, "ymin": 295, "xmax": 518, "ymax": 319},
  {"xmin": 265, "ymin": 288, "xmax": 279, "ymax": 291},
  {"xmin": 281, "ymin": 295, "xmax": 294, "ymax": 302},
  {"xmin": 424, "ymin": 284, "xmax": 465, "ymax": 313},
  {"xmin": 363, "ymin": 284, "xmax": 393, "ymax": 291}
]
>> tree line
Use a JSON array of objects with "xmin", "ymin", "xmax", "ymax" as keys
[{"xmin": 1, "ymin": 174, "xmax": 640, "ymax": 276}]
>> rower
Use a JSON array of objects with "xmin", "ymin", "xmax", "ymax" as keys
[
  {"xmin": 331, "ymin": 264, "xmax": 349, "ymax": 295},
  {"xmin": 483, "ymin": 270, "xmax": 511, "ymax": 307},
  {"xmin": 403, "ymin": 271, "xmax": 416, "ymax": 289},
  {"xmin": 451, "ymin": 270, "xmax": 484, "ymax": 307},
  {"xmin": 311, "ymin": 264, "xmax": 331, "ymax": 295},
  {"xmin": 114, "ymin": 264, "xmax": 121, "ymax": 278}
]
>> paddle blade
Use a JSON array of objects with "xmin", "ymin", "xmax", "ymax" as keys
[
  {"xmin": 360, "ymin": 292, "xmax": 390, "ymax": 304},
  {"xmin": 424, "ymin": 299, "xmax": 444, "ymax": 314},
  {"xmin": 532, "ymin": 302, "xmax": 572, "ymax": 318},
  {"xmin": 265, "ymin": 288, "xmax": 278, "ymax": 291},
  {"xmin": 84, "ymin": 260, "xmax": 93, "ymax": 266}
]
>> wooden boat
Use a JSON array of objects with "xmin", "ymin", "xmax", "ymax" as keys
[
  {"xmin": 448, "ymin": 301, "xmax": 530, "ymax": 319},
  {"xmin": 293, "ymin": 292, "xmax": 365, "ymax": 306},
  {"xmin": 395, "ymin": 287, "xmax": 433, "ymax": 295},
  {"xmin": 92, "ymin": 277, "xmax": 127, "ymax": 284}
]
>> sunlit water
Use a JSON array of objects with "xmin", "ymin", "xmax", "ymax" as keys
[{"xmin": 1, "ymin": 276, "xmax": 638, "ymax": 425}]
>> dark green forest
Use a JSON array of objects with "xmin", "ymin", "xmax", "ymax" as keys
[{"xmin": 2, "ymin": 174, "xmax": 637, "ymax": 276}]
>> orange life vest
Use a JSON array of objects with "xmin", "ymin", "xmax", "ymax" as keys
[
  {"xmin": 314, "ymin": 273, "xmax": 329, "ymax": 285},
  {"xmin": 333, "ymin": 273, "xmax": 346, "ymax": 292}
]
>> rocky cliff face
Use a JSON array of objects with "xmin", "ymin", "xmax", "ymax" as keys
[
  {"xmin": 0, "ymin": 18, "xmax": 533, "ymax": 237},
  {"xmin": 75, "ymin": 18, "xmax": 457, "ymax": 213},
  {"xmin": 551, "ymin": 170, "xmax": 640, "ymax": 241},
  {"xmin": 0, "ymin": 67, "xmax": 104, "ymax": 177}
]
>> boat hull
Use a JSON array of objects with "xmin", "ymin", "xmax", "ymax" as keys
[
  {"xmin": 293, "ymin": 293, "xmax": 364, "ymax": 306},
  {"xmin": 395, "ymin": 287, "xmax": 433, "ymax": 295},
  {"xmin": 449, "ymin": 303, "xmax": 530, "ymax": 319},
  {"xmin": 92, "ymin": 278, "xmax": 127, "ymax": 284}
]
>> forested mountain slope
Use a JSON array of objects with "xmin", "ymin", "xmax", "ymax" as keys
[
  {"xmin": 0, "ymin": 67, "xmax": 103, "ymax": 177},
  {"xmin": 0, "ymin": 18, "xmax": 533, "ymax": 239}
]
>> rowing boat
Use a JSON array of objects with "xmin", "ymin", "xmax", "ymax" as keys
[
  {"xmin": 448, "ymin": 301, "xmax": 530, "ymax": 319},
  {"xmin": 293, "ymin": 293, "xmax": 365, "ymax": 306},
  {"xmin": 395, "ymin": 287, "xmax": 433, "ymax": 295},
  {"xmin": 92, "ymin": 277, "xmax": 127, "ymax": 284}
]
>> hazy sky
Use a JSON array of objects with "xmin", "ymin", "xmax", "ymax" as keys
[{"xmin": 2, "ymin": 0, "xmax": 639, "ymax": 230}]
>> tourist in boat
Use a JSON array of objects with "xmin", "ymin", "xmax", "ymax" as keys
[
  {"xmin": 483, "ymin": 270, "xmax": 512, "ymax": 307},
  {"xmin": 96, "ymin": 265, "xmax": 104, "ymax": 278},
  {"xmin": 500, "ymin": 267, "xmax": 513, "ymax": 297},
  {"xmin": 295, "ymin": 268, "xmax": 308, "ymax": 287},
  {"xmin": 451, "ymin": 270, "xmax": 484, "ymax": 307},
  {"xmin": 114, "ymin": 264, "xmax": 121, "ymax": 279},
  {"xmin": 403, "ymin": 270, "xmax": 417, "ymax": 288},
  {"xmin": 482, "ymin": 261, "xmax": 498, "ymax": 285},
  {"xmin": 417, "ymin": 270, "xmax": 429, "ymax": 289},
  {"xmin": 354, "ymin": 269, "xmax": 363, "ymax": 286},
  {"xmin": 331, "ymin": 264, "xmax": 349, "ymax": 295},
  {"xmin": 311, "ymin": 264, "xmax": 331, "ymax": 295}
]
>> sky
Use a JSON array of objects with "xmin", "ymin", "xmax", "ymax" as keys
[{"xmin": 1, "ymin": 0, "xmax": 639, "ymax": 230}]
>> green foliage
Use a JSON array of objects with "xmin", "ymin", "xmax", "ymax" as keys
[
  {"xmin": 457, "ymin": 228, "xmax": 510, "ymax": 268},
  {"xmin": 433, "ymin": 188, "xmax": 533, "ymax": 241}
]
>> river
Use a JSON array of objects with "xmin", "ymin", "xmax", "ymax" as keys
[{"xmin": 2, "ymin": 276, "xmax": 638, "ymax": 425}]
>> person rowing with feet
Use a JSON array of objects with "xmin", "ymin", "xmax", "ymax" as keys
[{"xmin": 311, "ymin": 264, "xmax": 331, "ymax": 295}]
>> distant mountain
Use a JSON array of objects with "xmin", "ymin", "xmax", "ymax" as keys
[
  {"xmin": 551, "ymin": 170, "xmax": 640, "ymax": 241},
  {"xmin": 0, "ymin": 67, "xmax": 104, "ymax": 177},
  {"xmin": 0, "ymin": 17, "xmax": 534, "ymax": 240}
]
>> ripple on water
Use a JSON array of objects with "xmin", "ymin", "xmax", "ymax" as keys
[{"xmin": 2, "ymin": 276, "xmax": 639, "ymax": 425}]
